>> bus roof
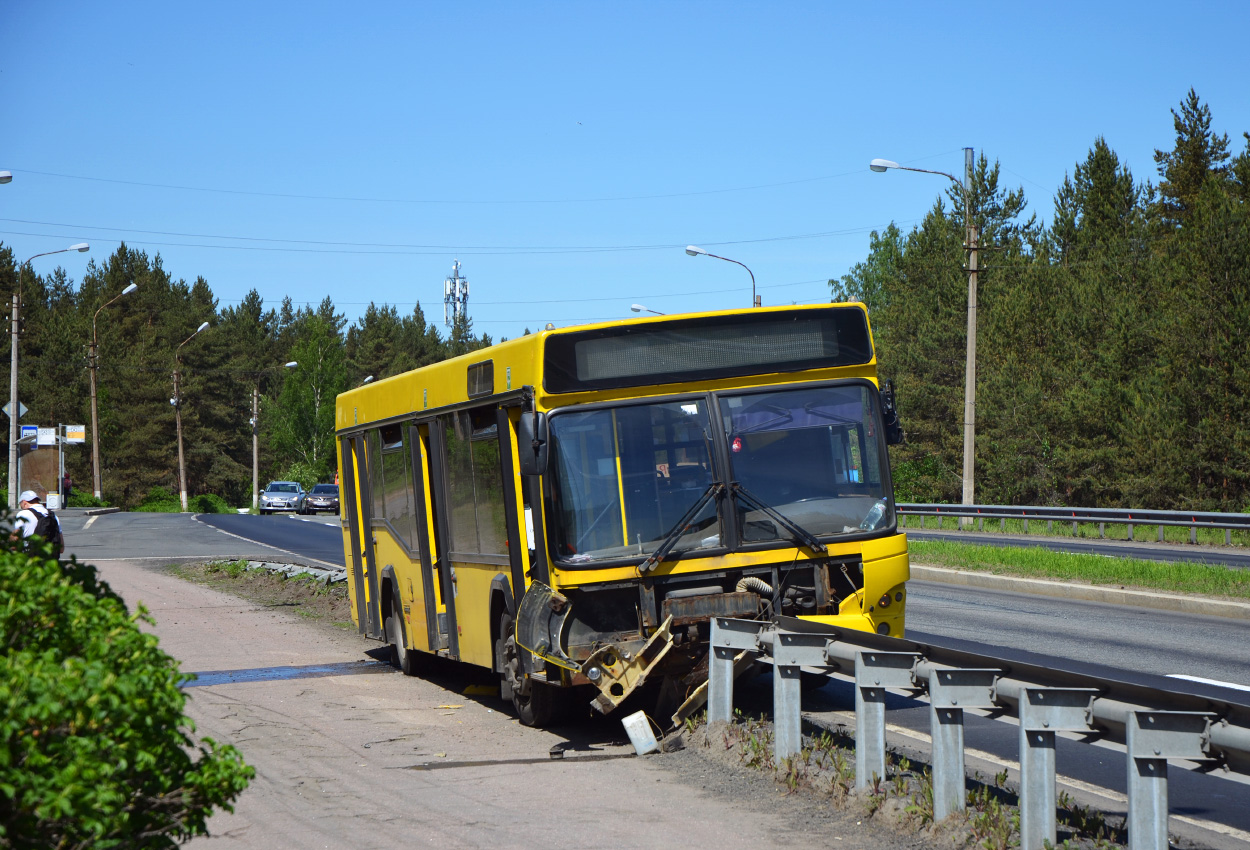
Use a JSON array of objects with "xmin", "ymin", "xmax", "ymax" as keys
[{"xmin": 336, "ymin": 302, "xmax": 876, "ymax": 432}]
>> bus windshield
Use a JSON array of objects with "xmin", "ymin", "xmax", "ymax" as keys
[
  {"xmin": 549, "ymin": 399, "xmax": 720, "ymax": 564},
  {"xmin": 547, "ymin": 382, "xmax": 892, "ymax": 565},
  {"xmin": 719, "ymin": 383, "xmax": 892, "ymax": 544}
]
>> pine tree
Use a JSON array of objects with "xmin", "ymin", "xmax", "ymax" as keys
[{"xmin": 1153, "ymin": 88, "xmax": 1231, "ymax": 228}]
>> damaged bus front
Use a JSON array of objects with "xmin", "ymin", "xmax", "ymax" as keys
[{"xmin": 515, "ymin": 373, "xmax": 908, "ymax": 718}]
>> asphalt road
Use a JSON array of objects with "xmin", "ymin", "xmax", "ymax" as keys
[{"xmin": 195, "ymin": 511, "xmax": 346, "ymax": 567}]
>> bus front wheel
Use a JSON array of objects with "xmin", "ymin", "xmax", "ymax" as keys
[{"xmin": 498, "ymin": 611, "xmax": 556, "ymax": 727}]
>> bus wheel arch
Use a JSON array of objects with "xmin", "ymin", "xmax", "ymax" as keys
[{"xmin": 498, "ymin": 607, "xmax": 558, "ymax": 727}]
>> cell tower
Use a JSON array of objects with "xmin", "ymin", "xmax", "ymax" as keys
[{"xmin": 444, "ymin": 259, "xmax": 469, "ymax": 328}]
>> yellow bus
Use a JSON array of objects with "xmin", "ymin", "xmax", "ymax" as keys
[{"xmin": 335, "ymin": 303, "xmax": 908, "ymax": 726}]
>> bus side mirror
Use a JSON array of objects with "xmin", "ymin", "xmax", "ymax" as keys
[
  {"xmin": 881, "ymin": 380, "xmax": 904, "ymax": 446},
  {"xmin": 518, "ymin": 411, "xmax": 549, "ymax": 476}
]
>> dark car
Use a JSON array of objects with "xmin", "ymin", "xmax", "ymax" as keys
[
  {"xmin": 305, "ymin": 483, "xmax": 340, "ymax": 515},
  {"xmin": 259, "ymin": 481, "xmax": 306, "ymax": 514}
]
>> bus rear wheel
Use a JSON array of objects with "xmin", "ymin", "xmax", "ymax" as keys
[
  {"xmin": 386, "ymin": 595, "xmax": 423, "ymax": 677},
  {"xmin": 498, "ymin": 612, "xmax": 557, "ymax": 727}
]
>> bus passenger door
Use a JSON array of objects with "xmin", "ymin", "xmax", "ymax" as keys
[
  {"xmin": 427, "ymin": 419, "xmax": 460, "ymax": 659},
  {"xmin": 408, "ymin": 423, "xmax": 442, "ymax": 654},
  {"xmin": 341, "ymin": 434, "xmax": 382, "ymax": 639}
]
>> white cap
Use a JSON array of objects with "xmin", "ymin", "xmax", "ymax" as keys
[{"xmin": 18, "ymin": 490, "xmax": 39, "ymax": 503}]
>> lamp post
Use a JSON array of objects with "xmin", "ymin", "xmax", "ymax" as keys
[
  {"xmin": 251, "ymin": 361, "xmax": 297, "ymax": 511},
  {"xmin": 685, "ymin": 245, "xmax": 759, "ymax": 307},
  {"xmin": 89, "ymin": 282, "xmax": 138, "ymax": 500},
  {"xmin": 173, "ymin": 321, "xmax": 209, "ymax": 512},
  {"xmin": 630, "ymin": 304, "xmax": 665, "ymax": 315},
  {"xmin": 870, "ymin": 148, "xmax": 978, "ymax": 508},
  {"xmin": 9, "ymin": 242, "xmax": 90, "ymax": 510}
]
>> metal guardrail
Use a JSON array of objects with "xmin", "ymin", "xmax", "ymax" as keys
[
  {"xmin": 898, "ymin": 503, "xmax": 1250, "ymax": 545},
  {"xmin": 708, "ymin": 616, "xmax": 1250, "ymax": 850}
]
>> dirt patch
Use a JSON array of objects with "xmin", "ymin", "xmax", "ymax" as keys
[
  {"xmin": 170, "ymin": 560, "xmax": 353, "ymax": 629},
  {"xmin": 672, "ymin": 718, "xmax": 1135, "ymax": 850}
]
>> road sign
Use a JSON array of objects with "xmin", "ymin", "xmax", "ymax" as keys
[
  {"xmin": 37, "ymin": 427, "xmax": 56, "ymax": 446},
  {"xmin": 20, "ymin": 425, "xmax": 36, "ymax": 440},
  {"xmin": 2, "ymin": 401, "xmax": 28, "ymax": 419},
  {"xmin": 65, "ymin": 425, "xmax": 86, "ymax": 444}
]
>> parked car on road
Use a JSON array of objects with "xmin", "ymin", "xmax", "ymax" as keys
[
  {"xmin": 305, "ymin": 483, "xmax": 340, "ymax": 515},
  {"xmin": 259, "ymin": 481, "xmax": 306, "ymax": 514}
]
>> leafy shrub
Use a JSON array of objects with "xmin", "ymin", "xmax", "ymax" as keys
[
  {"xmin": 189, "ymin": 494, "xmax": 230, "ymax": 514},
  {"xmin": 0, "ymin": 548, "xmax": 253, "ymax": 846},
  {"xmin": 133, "ymin": 486, "xmax": 181, "ymax": 513},
  {"xmin": 67, "ymin": 492, "xmax": 109, "ymax": 509},
  {"xmin": 890, "ymin": 454, "xmax": 946, "ymax": 503}
]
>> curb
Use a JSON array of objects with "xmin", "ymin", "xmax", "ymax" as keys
[
  {"xmin": 83, "ymin": 507, "xmax": 122, "ymax": 516},
  {"xmin": 911, "ymin": 564, "xmax": 1250, "ymax": 620}
]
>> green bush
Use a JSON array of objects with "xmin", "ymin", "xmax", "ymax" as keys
[
  {"xmin": 189, "ymin": 494, "xmax": 230, "ymax": 514},
  {"xmin": 0, "ymin": 549, "xmax": 253, "ymax": 847},
  {"xmin": 133, "ymin": 487, "xmax": 181, "ymax": 513},
  {"xmin": 67, "ymin": 492, "xmax": 109, "ymax": 509}
]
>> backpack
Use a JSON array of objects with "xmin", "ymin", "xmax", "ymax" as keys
[{"xmin": 31, "ymin": 508, "xmax": 63, "ymax": 556}]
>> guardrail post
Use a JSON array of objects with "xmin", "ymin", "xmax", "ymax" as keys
[
  {"xmin": 855, "ymin": 651, "xmax": 920, "ymax": 789},
  {"xmin": 928, "ymin": 668, "xmax": 1000, "ymax": 820},
  {"xmin": 707, "ymin": 618, "xmax": 763, "ymax": 725},
  {"xmin": 1125, "ymin": 711, "xmax": 1211, "ymax": 850},
  {"xmin": 771, "ymin": 631, "xmax": 830, "ymax": 765},
  {"xmin": 1018, "ymin": 688, "xmax": 1098, "ymax": 850}
]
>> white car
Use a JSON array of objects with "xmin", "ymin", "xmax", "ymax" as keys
[{"xmin": 259, "ymin": 481, "xmax": 307, "ymax": 514}]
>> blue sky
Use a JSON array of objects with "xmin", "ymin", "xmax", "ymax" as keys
[{"xmin": 3, "ymin": 1, "xmax": 1248, "ymax": 340}]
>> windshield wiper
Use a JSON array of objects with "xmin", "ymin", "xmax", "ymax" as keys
[
  {"xmin": 734, "ymin": 403, "xmax": 794, "ymax": 435},
  {"xmin": 638, "ymin": 482, "xmax": 724, "ymax": 573},
  {"xmin": 801, "ymin": 400, "xmax": 859, "ymax": 426},
  {"xmin": 730, "ymin": 482, "xmax": 827, "ymax": 554}
]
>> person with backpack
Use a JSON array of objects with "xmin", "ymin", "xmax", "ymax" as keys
[{"xmin": 15, "ymin": 490, "xmax": 64, "ymax": 557}]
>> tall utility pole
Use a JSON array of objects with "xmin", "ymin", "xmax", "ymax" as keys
[
  {"xmin": 960, "ymin": 147, "xmax": 979, "ymax": 510},
  {"xmin": 90, "ymin": 282, "xmax": 138, "ymax": 499},
  {"xmin": 251, "ymin": 361, "xmax": 297, "ymax": 511},
  {"xmin": 870, "ymin": 149, "xmax": 979, "ymax": 509},
  {"xmin": 444, "ymin": 259, "xmax": 469, "ymax": 328},
  {"xmin": 173, "ymin": 322, "xmax": 209, "ymax": 512}
]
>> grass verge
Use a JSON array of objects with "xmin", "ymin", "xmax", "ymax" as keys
[
  {"xmin": 910, "ymin": 539, "xmax": 1250, "ymax": 600},
  {"xmin": 902, "ymin": 514, "xmax": 1249, "ymax": 547}
]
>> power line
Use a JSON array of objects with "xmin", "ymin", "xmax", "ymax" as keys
[
  {"xmin": 14, "ymin": 166, "xmax": 869, "ymax": 205},
  {"xmin": 0, "ymin": 221, "xmax": 891, "ymax": 256}
]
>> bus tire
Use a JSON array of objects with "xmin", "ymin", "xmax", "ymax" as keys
[
  {"xmin": 386, "ymin": 595, "xmax": 422, "ymax": 677},
  {"xmin": 498, "ymin": 611, "xmax": 556, "ymax": 727}
]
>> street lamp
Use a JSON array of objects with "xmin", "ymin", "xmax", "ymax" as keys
[
  {"xmin": 251, "ymin": 361, "xmax": 297, "ymax": 511},
  {"xmin": 9, "ymin": 242, "xmax": 90, "ymax": 510},
  {"xmin": 89, "ymin": 282, "xmax": 138, "ymax": 500},
  {"xmin": 630, "ymin": 304, "xmax": 665, "ymax": 315},
  {"xmin": 871, "ymin": 148, "xmax": 979, "ymax": 508},
  {"xmin": 0, "ymin": 172, "xmax": 12, "ymax": 184},
  {"xmin": 173, "ymin": 321, "xmax": 209, "ymax": 512},
  {"xmin": 685, "ymin": 245, "xmax": 759, "ymax": 307}
]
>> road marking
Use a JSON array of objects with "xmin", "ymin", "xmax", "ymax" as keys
[
  {"xmin": 191, "ymin": 515, "xmax": 344, "ymax": 571},
  {"xmin": 84, "ymin": 515, "xmax": 98, "ymax": 529},
  {"xmin": 1167, "ymin": 673, "xmax": 1250, "ymax": 692}
]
